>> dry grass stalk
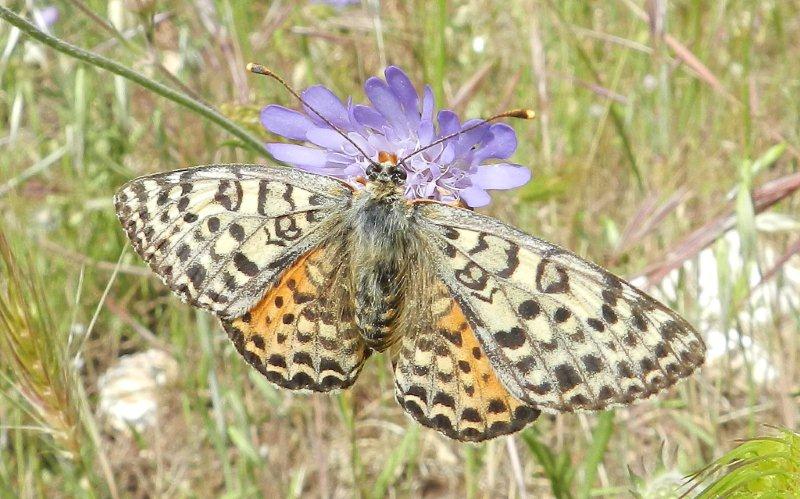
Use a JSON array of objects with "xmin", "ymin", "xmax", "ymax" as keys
[{"xmin": 0, "ymin": 231, "xmax": 81, "ymax": 460}]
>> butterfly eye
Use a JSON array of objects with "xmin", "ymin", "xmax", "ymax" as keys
[
  {"xmin": 390, "ymin": 167, "xmax": 407, "ymax": 182},
  {"xmin": 365, "ymin": 163, "xmax": 379, "ymax": 180}
]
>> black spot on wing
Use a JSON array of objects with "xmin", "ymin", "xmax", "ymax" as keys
[
  {"xmin": 229, "ymin": 223, "xmax": 246, "ymax": 241},
  {"xmin": 518, "ymin": 299, "xmax": 540, "ymax": 319},
  {"xmin": 187, "ymin": 263, "xmax": 206, "ymax": 289},
  {"xmin": 582, "ymin": 354, "xmax": 603, "ymax": 374},
  {"xmin": 494, "ymin": 327, "xmax": 526, "ymax": 349},
  {"xmin": 554, "ymin": 364, "xmax": 581, "ymax": 391},
  {"xmin": 601, "ymin": 304, "xmax": 618, "ymax": 324},
  {"xmin": 554, "ymin": 307, "xmax": 571, "ymax": 323},
  {"xmin": 233, "ymin": 252, "xmax": 259, "ymax": 276}
]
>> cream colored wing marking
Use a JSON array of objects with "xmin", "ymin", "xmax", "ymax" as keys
[
  {"xmin": 415, "ymin": 202, "xmax": 705, "ymax": 412},
  {"xmin": 114, "ymin": 164, "xmax": 352, "ymax": 319}
]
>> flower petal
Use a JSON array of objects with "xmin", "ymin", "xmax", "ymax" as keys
[
  {"xmin": 34, "ymin": 6, "xmax": 59, "ymax": 29},
  {"xmin": 312, "ymin": 0, "xmax": 359, "ymax": 7},
  {"xmin": 459, "ymin": 186, "xmax": 491, "ymax": 207},
  {"xmin": 352, "ymin": 104, "xmax": 387, "ymax": 131},
  {"xmin": 364, "ymin": 76, "xmax": 409, "ymax": 137},
  {"xmin": 266, "ymin": 143, "xmax": 329, "ymax": 169},
  {"xmin": 306, "ymin": 127, "xmax": 348, "ymax": 150},
  {"xmin": 385, "ymin": 66, "xmax": 420, "ymax": 129},
  {"xmin": 365, "ymin": 133, "xmax": 392, "ymax": 155},
  {"xmin": 470, "ymin": 164, "xmax": 532, "ymax": 189},
  {"xmin": 301, "ymin": 85, "xmax": 351, "ymax": 129},
  {"xmin": 454, "ymin": 119, "xmax": 491, "ymax": 155},
  {"xmin": 437, "ymin": 110, "xmax": 460, "ymax": 136},
  {"xmin": 472, "ymin": 123, "xmax": 517, "ymax": 163},
  {"xmin": 438, "ymin": 143, "xmax": 455, "ymax": 164},
  {"xmin": 342, "ymin": 132, "xmax": 378, "ymax": 158},
  {"xmin": 418, "ymin": 119, "xmax": 435, "ymax": 145},
  {"xmin": 260, "ymin": 105, "xmax": 314, "ymax": 141},
  {"xmin": 421, "ymin": 85, "xmax": 435, "ymax": 122}
]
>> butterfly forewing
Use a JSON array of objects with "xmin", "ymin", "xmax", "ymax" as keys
[
  {"xmin": 416, "ymin": 202, "xmax": 705, "ymax": 412},
  {"xmin": 114, "ymin": 165, "xmax": 352, "ymax": 319}
]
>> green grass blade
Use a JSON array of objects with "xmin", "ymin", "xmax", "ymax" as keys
[
  {"xmin": 521, "ymin": 429, "xmax": 575, "ymax": 499},
  {"xmin": 370, "ymin": 426, "xmax": 419, "ymax": 498},
  {"xmin": 577, "ymin": 411, "xmax": 615, "ymax": 499}
]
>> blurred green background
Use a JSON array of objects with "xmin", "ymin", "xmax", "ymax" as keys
[{"xmin": 1, "ymin": 1, "xmax": 799, "ymax": 497}]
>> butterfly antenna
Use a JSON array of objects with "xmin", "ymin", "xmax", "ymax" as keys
[
  {"xmin": 399, "ymin": 108, "xmax": 535, "ymax": 164},
  {"xmin": 247, "ymin": 63, "xmax": 379, "ymax": 166}
]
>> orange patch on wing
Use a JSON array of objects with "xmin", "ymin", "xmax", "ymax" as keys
[
  {"xmin": 221, "ymin": 247, "xmax": 368, "ymax": 392},
  {"xmin": 438, "ymin": 299, "xmax": 539, "ymax": 435},
  {"xmin": 394, "ymin": 288, "xmax": 540, "ymax": 442},
  {"xmin": 238, "ymin": 250, "xmax": 320, "ymax": 337}
]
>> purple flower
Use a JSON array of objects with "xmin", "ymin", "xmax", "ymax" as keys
[
  {"xmin": 33, "ymin": 6, "xmax": 59, "ymax": 31},
  {"xmin": 311, "ymin": 0, "xmax": 359, "ymax": 7},
  {"xmin": 261, "ymin": 67, "xmax": 531, "ymax": 207}
]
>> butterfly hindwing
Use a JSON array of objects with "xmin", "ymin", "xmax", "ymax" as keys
[
  {"xmin": 416, "ymin": 202, "xmax": 705, "ymax": 412},
  {"xmin": 114, "ymin": 164, "xmax": 352, "ymax": 319},
  {"xmin": 393, "ymin": 279, "xmax": 540, "ymax": 442},
  {"xmin": 221, "ymin": 242, "xmax": 369, "ymax": 392}
]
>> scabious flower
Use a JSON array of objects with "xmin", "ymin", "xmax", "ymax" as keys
[{"xmin": 260, "ymin": 66, "xmax": 531, "ymax": 207}]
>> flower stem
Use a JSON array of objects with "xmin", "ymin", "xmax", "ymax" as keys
[{"xmin": 0, "ymin": 6, "xmax": 268, "ymax": 156}]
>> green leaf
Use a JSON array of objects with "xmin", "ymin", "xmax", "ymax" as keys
[
  {"xmin": 227, "ymin": 427, "xmax": 261, "ymax": 463},
  {"xmin": 687, "ymin": 427, "xmax": 800, "ymax": 497},
  {"xmin": 577, "ymin": 411, "xmax": 615, "ymax": 499},
  {"xmin": 521, "ymin": 428, "xmax": 575, "ymax": 499},
  {"xmin": 749, "ymin": 143, "xmax": 786, "ymax": 177}
]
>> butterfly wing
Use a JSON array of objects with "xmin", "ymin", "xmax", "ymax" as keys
[
  {"xmin": 221, "ymin": 239, "xmax": 370, "ymax": 392},
  {"xmin": 114, "ymin": 164, "xmax": 352, "ymax": 319},
  {"xmin": 393, "ymin": 277, "xmax": 540, "ymax": 441},
  {"xmin": 415, "ymin": 202, "xmax": 706, "ymax": 412}
]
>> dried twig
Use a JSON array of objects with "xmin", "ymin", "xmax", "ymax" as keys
[
  {"xmin": 638, "ymin": 172, "xmax": 800, "ymax": 284},
  {"xmin": 612, "ymin": 188, "xmax": 690, "ymax": 263},
  {"xmin": 621, "ymin": 0, "xmax": 739, "ymax": 104},
  {"xmin": 449, "ymin": 62, "xmax": 494, "ymax": 112}
]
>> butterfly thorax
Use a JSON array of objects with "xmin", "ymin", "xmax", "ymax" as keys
[{"xmin": 349, "ymin": 170, "xmax": 415, "ymax": 351}]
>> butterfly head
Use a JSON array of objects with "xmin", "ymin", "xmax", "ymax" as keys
[{"xmin": 365, "ymin": 151, "xmax": 407, "ymax": 186}]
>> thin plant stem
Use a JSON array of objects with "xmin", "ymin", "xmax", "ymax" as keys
[
  {"xmin": 0, "ymin": 6, "xmax": 268, "ymax": 156},
  {"xmin": 64, "ymin": 0, "xmax": 206, "ymax": 103}
]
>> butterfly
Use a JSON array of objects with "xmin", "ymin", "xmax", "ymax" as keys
[{"xmin": 114, "ymin": 153, "xmax": 706, "ymax": 442}]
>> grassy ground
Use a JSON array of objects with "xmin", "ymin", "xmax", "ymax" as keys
[{"xmin": 1, "ymin": 1, "xmax": 799, "ymax": 497}]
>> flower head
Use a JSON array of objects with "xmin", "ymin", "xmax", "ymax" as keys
[{"xmin": 261, "ymin": 66, "xmax": 531, "ymax": 207}]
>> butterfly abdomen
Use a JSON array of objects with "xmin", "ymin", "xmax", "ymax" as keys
[
  {"xmin": 354, "ymin": 267, "xmax": 403, "ymax": 350},
  {"xmin": 349, "ymin": 194, "xmax": 415, "ymax": 351}
]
